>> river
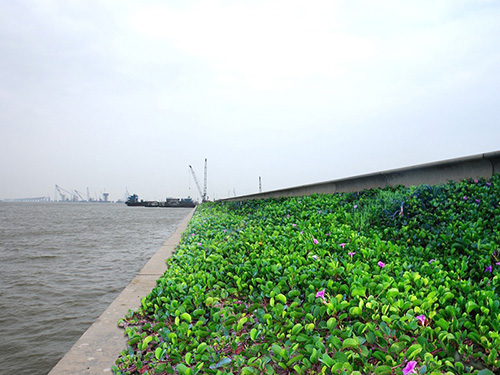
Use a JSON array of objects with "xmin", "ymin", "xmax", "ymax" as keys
[{"xmin": 0, "ymin": 202, "xmax": 192, "ymax": 375}]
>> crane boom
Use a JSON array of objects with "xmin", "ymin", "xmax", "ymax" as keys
[
  {"xmin": 55, "ymin": 184, "xmax": 77, "ymax": 201},
  {"xmin": 74, "ymin": 190, "xmax": 85, "ymax": 201},
  {"xmin": 189, "ymin": 165, "xmax": 204, "ymax": 202},
  {"xmin": 203, "ymin": 158, "xmax": 207, "ymax": 202}
]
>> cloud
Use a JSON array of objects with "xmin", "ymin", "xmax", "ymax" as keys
[{"xmin": 130, "ymin": 0, "xmax": 375, "ymax": 90}]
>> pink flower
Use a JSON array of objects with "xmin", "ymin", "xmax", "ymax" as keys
[
  {"xmin": 378, "ymin": 261, "xmax": 385, "ymax": 268},
  {"xmin": 316, "ymin": 290, "xmax": 325, "ymax": 301},
  {"xmin": 496, "ymin": 262, "xmax": 500, "ymax": 266},
  {"xmin": 348, "ymin": 252, "xmax": 356, "ymax": 258},
  {"xmin": 403, "ymin": 361, "xmax": 417, "ymax": 375},
  {"xmin": 354, "ymin": 205, "xmax": 358, "ymax": 209},
  {"xmin": 313, "ymin": 238, "xmax": 319, "ymax": 244},
  {"xmin": 292, "ymin": 223, "xmax": 297, "ymax": 227},
  {"xmin": 463, "ymin": 196, "xmax": 467, "ymax": 200},
  {"xmin": 474, "ymin": 179, "xmax": 479, "ymax": 183},
  {"xmin": 339, "ymin": 243, "xmax": 346, "ymax": 248},
  {"xmin": 416, "ymin": 315, "xmax": 425, "ymax": 325}
]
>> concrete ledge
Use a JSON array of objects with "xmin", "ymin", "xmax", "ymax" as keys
[
  {"xmin": 220, "ymin": 150, "xmax": 500, "ymax": 201},
  {"xmin": 48, "ymin": 208, "xmax": 196, "ymax": 375}
]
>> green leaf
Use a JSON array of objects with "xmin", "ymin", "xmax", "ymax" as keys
[
  {"xmin": 176, "ymin": 363, "xmax": 189, "ymax": 374},
  {"xmin": 477, "ymin": 370, "xmax": 495, "ymax": 375},
  {"xmin": 342, "ymin": 338, "xmax": 359, "ymax": 349},
  {"xmin": 155, "ymin": 347, "xmax": 164, "ymax": 360},
  {"xmin": 327, "ymin": 317, "xmax": 337, "ymax": 330},
  {"xmin": 180, "ymin": 313, "xmax": 192, "ymax": 323},
  {"xmin": 241, "ymin": 367, "xmax": 258, "ymax": 375},
  {"xmin": 250, "ymin": 328, "xmax": 258, "ymax": 341},
  {"xmin": 292, "ymin": 323, "xmax": 303, "ymax": 335},
  {"xmin": 406, "ymin": 343, "xmax": 422, "ymax": 360},
  {"xmin": 286, "ymin": 355, "xmax": 304, "ymax": 367},
  {"xmin": 310, "ymin": 348, "xmax": 319, "ymax": 364},
  {"xmin": 197, "ymin": 342, "xmax": 208, "ymax": 354},
  {"xmin": 386, "ymin": 288, "xmax": 399, "ymax": 298},
  {"xmin": 375, "ymin": 365, "xmax": 392, "ymax": 375},
  {"xmin": 276, "ymin": 293, "xmax": 287, "ymax": 304},
  {"xmin": 209, "ymin": 358, "xmax": 232, "ymax": 370},
  {"xmin": 435, "ymin": 318, "xmax": 449, "ymax": 331},
  {"xmin": 319, "ymin": 353, "xmax": 335, "ymax": 367},
  {"xmin": 351, "ymin": 287, "xmax": 366, "ymax": 297},
  {"xmin": 389, "ymin": 341, "xmax": 406, "ymax": 354}
]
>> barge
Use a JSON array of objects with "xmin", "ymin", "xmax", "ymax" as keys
[{"xmin": 126, "ymin": 194, "xmax": 196, "ymax": 208}]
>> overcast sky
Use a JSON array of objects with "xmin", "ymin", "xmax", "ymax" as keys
[{"xmin": 1, "ymin": 0, "xmax": 499, "ymax": 201}]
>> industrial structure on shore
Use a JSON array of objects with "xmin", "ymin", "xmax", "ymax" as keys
[{"xmin": 54, "ymin": 185, "xmax": 111, "ymax": 202}]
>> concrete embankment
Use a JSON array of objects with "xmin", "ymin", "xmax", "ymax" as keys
[
  {"xmin": 48, "ymin": 208, "xmax": 195, "ymax": 375},
  {"xmin": 221, "ymin": 150, "xmax": 500, "ymax": 201}
]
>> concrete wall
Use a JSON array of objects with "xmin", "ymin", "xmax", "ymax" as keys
[{"xmin": 221, "ymin": 151, "xmax": 500, "ymax": 201}]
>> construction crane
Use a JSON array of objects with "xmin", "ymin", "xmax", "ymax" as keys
[
  {"xmin": 189, "ymin": 159, "xmax": 208, "ymax": 202},
  {"xmin": 74, "ymin": 190, "xmax": 86, "ymax": 202},
  {"xmin": 55, "ymin": 185, "xmax": 77, "ymax": 202}
]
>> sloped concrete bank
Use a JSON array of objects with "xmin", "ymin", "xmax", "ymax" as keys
[
  {"xmin": 221, "ymin": 150, "xmax": 500, "ymax": 201},
  {"xmin": 48, "ymin": 208, "xmax": 196, "ymax": 375}
]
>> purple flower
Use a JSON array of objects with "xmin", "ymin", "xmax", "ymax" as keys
[
  {"xmin": 476, "ymin": 199, "xmax": 481, "ymax": 203},
  {"xmin": 313, "ymin": 238, "xmax": 319, "ymax": 244},
  {"xmin": 348, "ymin": 251, "xmax": 356, "ymax": 258},
  {"xmin": 474, "ymin": 179, "xmax": 479, "ymax": 183},
  {"xmin": 428, "ymin": 259, "xmax": 436, "ymax": 264},
  {"xmin": 197, "ymin": 242, "xmax": 202, "ymax": 246},
  {"xmin": 403, "ymin": 360, "xmax": 417, "ymax": 375},
  {"xmin": 316, "ymin": 289, "xmax": 325, "ymax": 301},
  {"xmin": 416, "ymin": 315, "xmax": 425, "ymax": 325},
  {"xmin": 300, "ymin": 231, "xmax": 303, "ymax": 235},
  {"xmin": 378, "ymin": 261, "xmax": 385, "ymax": 268},
  {"xmin": 485, "ymin": 265, "xmax": 493, "ymax": 273},
  {"xmin": 354, "ymin": 205, "xmax": 358, "ymax": 209},
  {"xmin": 292, "ymin": 223, "xmax": 297, "ymax": 227},
  {"xmin": 339, "ymin": 243, "xmax": 346, "ymax": 249},
  {"xmin": 487, "ymin": 182, "xmax": 492, "ymax": 186},
  {"xmin": 463, "ymin": 196, "xmax": 467, "ymax": 200},
  {"xmin": 496, "ymin": 262, "xmax": 500, "ymax": 266}
]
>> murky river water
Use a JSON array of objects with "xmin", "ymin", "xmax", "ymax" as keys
[{"xmin": 0, "ymin": 202, "xmax": 191, "ymax": 375}]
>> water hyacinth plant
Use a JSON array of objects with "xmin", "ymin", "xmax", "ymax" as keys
[{"xmin": 114, "ymin": 175, "xmax": 500, "ymax": 374}]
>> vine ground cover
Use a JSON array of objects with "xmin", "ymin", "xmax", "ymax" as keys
[{"xmin": 114, "ymin": 176, "xmax": 500, "ymax": 375}]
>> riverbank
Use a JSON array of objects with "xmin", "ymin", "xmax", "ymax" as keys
[
  {"xmin": 114, "ymin": 178, "xmax": 499, "ymax": 374},
  {"xmin": 48, "ymin": 208, "xmax": 196, "ymax": 375}
]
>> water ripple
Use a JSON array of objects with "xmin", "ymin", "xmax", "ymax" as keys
[{"xmin": 0, "ymin": 202, "xmax": 191, "ymax": 375}]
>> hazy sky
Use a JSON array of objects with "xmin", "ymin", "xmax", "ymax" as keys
[{"xmin": 1, "ymin": 0, "xmax": 499, "ymax": 201}]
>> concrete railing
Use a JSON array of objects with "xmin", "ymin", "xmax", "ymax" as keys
[{"xmin": 220, "ymin": 150, "xmax": 500, "ymax": 201}]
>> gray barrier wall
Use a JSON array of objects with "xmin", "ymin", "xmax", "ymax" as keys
[{"xmin": 220, "ymin": 151, "xmax": 500, "ymax": 201}]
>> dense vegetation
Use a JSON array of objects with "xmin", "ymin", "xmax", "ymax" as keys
[{"xmin": 114, "ymin": 176, "xmax": 500, "ymax": 375}]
